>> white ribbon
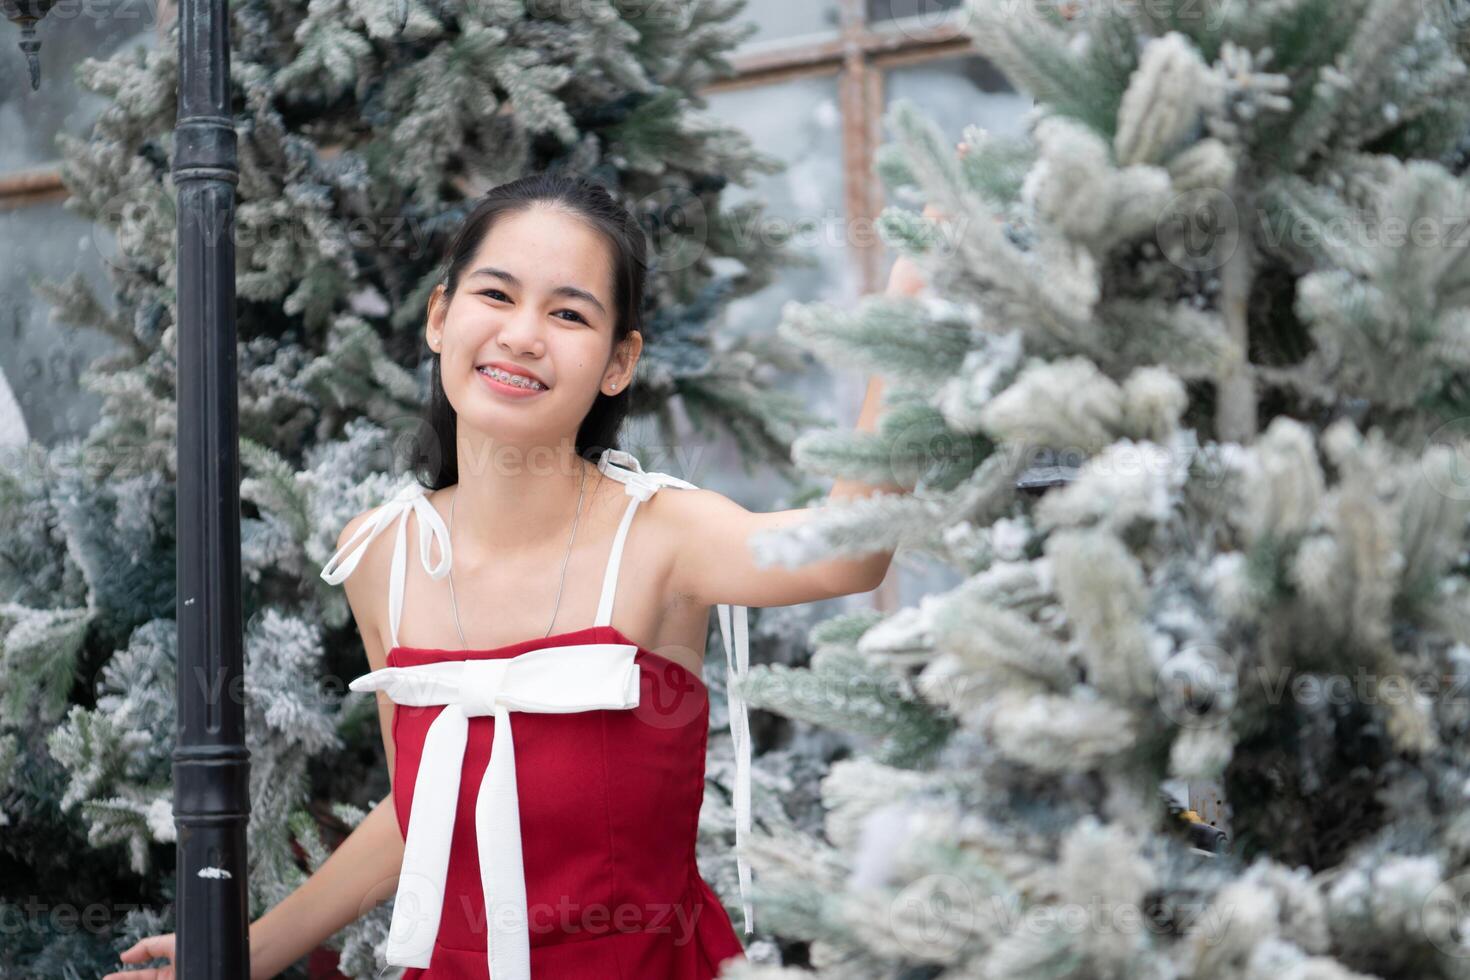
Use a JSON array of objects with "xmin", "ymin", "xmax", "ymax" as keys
[
  {"xmin": 349, "ymin": 642, "xmax": 643, "ymax": 978},
  {"xmin": 597, "ymin": 448, "xmax": 756, "ymax": 935},
  {"xmin": 598, "ymin": 447, "xmax": 700, "ymax": 501},
  {"xmin": 716, "ymin": 603, "xmax": 754, "ymax": 935},
  {"xmin": 319, "ymin": 479, "xmax": 452, "ymax": 650}
]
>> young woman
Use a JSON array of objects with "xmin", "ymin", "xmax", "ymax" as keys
[{"xmin": 108, "ymin": 170, "xmax": 931, "ymax": 979}]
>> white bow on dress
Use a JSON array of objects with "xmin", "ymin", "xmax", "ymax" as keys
[{"xmin": 349, "ymin": 642, "xmax": 643, "ymax": 979}]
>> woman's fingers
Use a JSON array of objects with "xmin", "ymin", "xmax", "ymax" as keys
[
  {"xmin": 885, "ymin": 258, "xmax": 923, "ymax": 296},
  {"xmin": 103, "ymin": 933, "xmax": 176, "ymax": 979},
  {"xmin": 121, "ymin": 933, "xmax": 175, "ymax": 961},
  {"xmin": 102, "ymin": 965, "xmax": 174, "ymax": 979}
]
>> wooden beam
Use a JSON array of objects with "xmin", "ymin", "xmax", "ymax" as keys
[
  {"xmin": 839, "ymin": 0, "xmax": 879, "ymax": 295},
  {"xmin": 702, "ymin": 10, "xmax": 971, "ymax": 93},
  {"xmin": 869, "ymin": 35, "xmax": 976, "ymax": 70},
  {"xmin": 0, "ymin": 165, "xmax": 67, "ymax": 209}
]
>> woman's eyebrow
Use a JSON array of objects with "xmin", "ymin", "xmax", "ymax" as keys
[{"xmin": 469, "ymin": 266, "xmax": 607, "ymax": 316}]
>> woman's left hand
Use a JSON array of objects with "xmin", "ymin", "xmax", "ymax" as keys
[{"xmin": 885, "ymin": 254, "xmax": 930, "ymax": 297}]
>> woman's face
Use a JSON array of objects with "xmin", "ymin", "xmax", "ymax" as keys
[{"xmin": 426, "ymin": 204, "xmax": 640, "ymax": 458}]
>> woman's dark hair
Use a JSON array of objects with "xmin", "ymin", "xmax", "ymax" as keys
[{"xmin": 416, "ymin": 172, "xmax": 648, "ymax": 489}]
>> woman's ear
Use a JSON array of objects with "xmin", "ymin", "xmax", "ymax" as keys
[
  {"xmin": 426, "ymin": 283, "xmax": 447, "ymax": 352},
  {"xmin": 606, "ymin": 330, "xmax": 642, "ymax": 392}
]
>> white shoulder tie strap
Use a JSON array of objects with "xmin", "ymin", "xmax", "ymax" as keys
[
  {"xmin": 319, "ymin": 478, "xmax": 452, "ymax": 650},
  {"xmin": 716, "ymin": 602, "xmax": 753, "ymax": 934},
  {"xmin": 597, "ymin": 447, "xmax": 700, "ymax": 500},
  {"xmin": 596, "ymin": 448, "xmax": 756, "ymax": 935},
  {"xmin": 349, "ymin": 642, "xmax": 643, "ymax": 978}
]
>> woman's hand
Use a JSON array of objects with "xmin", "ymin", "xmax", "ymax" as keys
[
  {"xmin": 884, "ymin": 140, "xmax": 970, "ymax": 298},
  {"xmin": 103, "ymin": 933, "xmax": 176, "ymax": 979}
]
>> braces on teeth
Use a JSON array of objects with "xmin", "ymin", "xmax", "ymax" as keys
[{"xmin": 481, "ymin": 367, "xmax": 546, "ymax": 390}]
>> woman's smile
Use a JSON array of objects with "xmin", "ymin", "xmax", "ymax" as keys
[{"xmin": 477, "ymin": 364, "xmax": 552, "ymax": 398}]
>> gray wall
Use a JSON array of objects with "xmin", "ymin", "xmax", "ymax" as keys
[{"xmin": 0, "ymin": 8, "xmax": 156, "ymax": 445}]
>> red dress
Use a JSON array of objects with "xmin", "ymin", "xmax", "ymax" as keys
[{"xmin": 320, "ymin": 449, "xmax": 753, "ymax": 979}]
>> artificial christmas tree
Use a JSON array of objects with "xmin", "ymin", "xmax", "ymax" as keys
[
  {"xmin": 719, "ymin": 0, "xmax": 1470, "ymax": 976},
  {"xmin": 0, "ymin": 2, "xmax": 826, "ymax": 976}
]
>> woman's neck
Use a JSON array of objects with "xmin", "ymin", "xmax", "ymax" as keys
[{"xmin": 448, "ymin": 437, "xmax": 600, "ymax": 563}]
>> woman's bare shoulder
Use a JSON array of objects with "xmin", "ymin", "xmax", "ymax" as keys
[
  {"xmin": 332, "ymin": 505, "xmax": 393, "ymax": 657},
  {"xmin": 633, "ymin": 481, "xmax": 724, "ymax": 599}
]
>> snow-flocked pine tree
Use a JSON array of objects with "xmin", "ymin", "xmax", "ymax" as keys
[{"xmin": 720, "ymin": 1, "xmax": 1470, "ymax": 976}]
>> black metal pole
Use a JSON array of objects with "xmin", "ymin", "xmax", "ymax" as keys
[{"xmin": 172, "ymin": 0, "xmax": 250, "ymax": 969}]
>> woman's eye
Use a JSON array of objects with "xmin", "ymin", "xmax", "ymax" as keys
[{"xmin": 477, "ymin": 289, "xmax": 588, "ymax": 325}]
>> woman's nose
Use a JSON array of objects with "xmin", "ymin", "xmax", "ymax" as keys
[{"xmin": 497, "ymin": 305, "xmax": 546, "ymax": 349}]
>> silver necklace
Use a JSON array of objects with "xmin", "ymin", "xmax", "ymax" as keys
[{"xmin": 446, "ymin": 462, "xmax": 589, "ymax": 649}]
